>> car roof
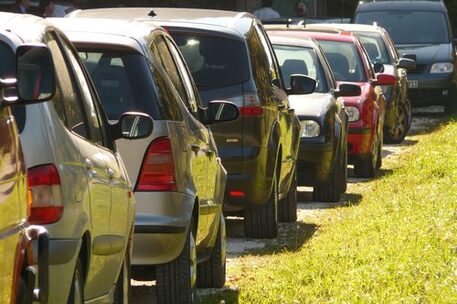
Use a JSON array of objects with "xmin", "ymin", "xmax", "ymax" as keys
[
  {"xmin": 68, "ymin": 7, "xmax": 256, "ymax": 38},
  {"xmin": 50, "ymin": 17, "xmax": 162, "ymax": 53},
  {"xmin": 267, "ymin": 32, "xmax": 315, "ymax": 49},
  {"xmin": 306, "ymin": 23, "xmax": 385, "ymax": 34},
  {"xmin": 356, "ymin": 1, "xmax": 447, "ymax": 12},
  {"xmin": 0, "ymin": 12, "xmax": 49, "ymax": 43},
  {"xmin": 264, "ymin": 25, "xmax": 356, "ymax": 43}
]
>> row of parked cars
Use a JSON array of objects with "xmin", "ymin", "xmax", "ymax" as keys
[{"xmin": 2, "ymin": 1, "xmax": 455, "ymax": 303}]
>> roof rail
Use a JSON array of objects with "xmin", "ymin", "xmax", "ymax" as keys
[{"xmin": 359, "ymin": 0, "xmax": 443, "ymax": 3}]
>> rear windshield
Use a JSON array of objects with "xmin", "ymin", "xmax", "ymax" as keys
[
  {"xmin": 317, "ymin": 40, "xmax": 366, "ymax": 82},
  {"xmin": 355, "ymin": 11, "xmax": 450, "ymax": 45},
  {"xmin": 273, "ymin": 44, "xmax": 328, "ymax": 93},
  {"xmin": 171, "ymin": 33, "xmax": 250, "ymax": 91},
  {"xmin": 78, "ymin": 50, "xmax": 163, "ymax": 120},
  {"xmin": 354, "ymin": 31, "xmax": 391, "ymax": 65}
]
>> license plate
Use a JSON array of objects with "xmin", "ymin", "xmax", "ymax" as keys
[{"xmin": 408, "ymin": 80, "xmax": 418, "ymax": 88}]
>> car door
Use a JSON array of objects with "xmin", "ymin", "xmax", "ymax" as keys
[
  {"xmin": 52, "ymin": 32, "xmax": 116, "ymax": 297},
  {"xmin": 255, "ymin": 23, "xmax": 297, "ymax": 194},
  {"xmin": 150, "ymin": 33, "xmax": 212, "ymax": 244},
  {"xmin": 164, "ymin": 35, "xmax": 223, "ymax": 236}
]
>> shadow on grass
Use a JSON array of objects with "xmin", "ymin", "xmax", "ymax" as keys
[
  {"xmin": 225, "ymin": 216, "xmax": 317, "ymax": 257},
  {"xmin": 197, "ymin": 287, "xmax": 239, "ymax": 304},
  {"xmin": 348, "ymin": 168, "xmax": 394, "ymax": 184}
]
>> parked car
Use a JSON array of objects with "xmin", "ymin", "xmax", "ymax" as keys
[
  {"xmin": 53, "ymin": 15, "xmax": 240, "ymax": 303},
  {"xmin": 305, "ymin": 23, "xmax": 416, "ymax": 144},
  {"xmin": 353, "ymin": 0, "xmax": 457, "ymax": 112},
  {"xmin": 303, "ymin": 29, "xmax": 396, "ymax": 178},
  {"xmin": 0, "ymin": 12, "xmax": 154, "ymax": 304},
  {"xmin": 0, "ymin": 40, "xmax": 50, "ymax": 304},
  {"xmin": 68, "ymin": 8, "xmax": 309, "ymax": 238},
  {"xmin": 267, "ymin": 30, "xmax": 361, "ymax": 201}
]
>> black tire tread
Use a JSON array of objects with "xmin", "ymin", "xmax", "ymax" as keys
[{"xmin": 279, "ymin": 174, "xmax": 297, "ymax": 222}]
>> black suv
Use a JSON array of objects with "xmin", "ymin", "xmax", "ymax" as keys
[
  {"xmin": 70, "ymin": 8, "xmax": 313, "ymax": 238},
  {"xmin": 353, "ymin": 0, "xmax": 457, "ymax": 112}
]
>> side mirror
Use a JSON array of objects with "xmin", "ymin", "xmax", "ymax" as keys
[
  {"xmin": 375, "ymin": 73, "xmax": 397, "ymax": 86},
  {"xmin": 206, "ymin": 100, "xmax": 239, "ymax": 124},
  {"xmin": 397, "ymin": 58, "xmax": 416, "ymax": 70},
  {"xmin": 289, "ymin": 74, "xmax": 316, "ymax": 95},
  {"xmin": 112, "ymin": 112, "xmax": 153, "ymax": 140},
  {"xmin": 16, "ymin": 44, "xmax": 55, "ymax": 102},
  {"xmin": 334, "ymin": 83, "xmax": 361, "ymax": 98},
  {"xmin": 373, "ymin": 62, "xmax": 384, "ymax": 73}
]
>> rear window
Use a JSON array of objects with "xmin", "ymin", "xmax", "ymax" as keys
[
  {"xmin": 317, "ymin": 40, "xmax": 367, "ymax": 82},
  {"xmin": 354, "ymin": 31, "xmax": 391, "ymax": 65},
  {"xmin": 171, "ymin": 33, "xmax": 250, "ymax": 91},
  {"xmin": 78, "ymin": 50, "xmax": 171, "ymax": 121},
  {"xmin": 273, "ymin": 44, "xmax": 328, "ymax": 93},
  {"xmin": 355, "ymin": 11, "xmax": 450, "ymax": 45}
]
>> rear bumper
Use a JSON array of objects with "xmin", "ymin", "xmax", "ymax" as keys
[
  {"xmin": 223, "ymin": 173, "xmax": 273, "ymax": 211},
  {"xmin": 296, "ymin": 140, "xmax": 334, "ymax": 185},
  {"xmin": 132, "ymin": 191, "xmax": 194, "ymax": 265},
  {"xmin": 408, "ymin": 73, "xmax": 456, "ymax": 105}
]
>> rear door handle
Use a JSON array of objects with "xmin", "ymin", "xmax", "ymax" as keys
[
  {"xmin": 107, "ymin": 168, "xmax": 115, "ymax": 179},
  {"xmin": 278, "ymin": 104, "xmax": 286, "ymax": 110},
  {"xmin": 84, "ymin": 158, "xmax": 93, "ymax": 169},
  {"xmin": 204, "ymin": 148, "xmax": 214, "ymax": 157},
  {"xmin": 191, "ymin": 144, "xmax": 200, "ymax": 152}
]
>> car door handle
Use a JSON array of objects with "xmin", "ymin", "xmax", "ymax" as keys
[
  {"xmin": 107, "ymin": 168, "xmax": 115, "ymax": 179},
  {"xmin": 278, "ymin": 104, "xmax": 286, "ymax": 110},
  {"xmin": 204, "ymin": 148, "xmax": 214, "ymax": 157},
  {"xmin": 191, "ymin": 144, "xmax": 200, "ymax": 152},
  {"xmin": 84, "ymin": 158, "xmax": 93, "ymax": 169},
  {"xmin": 288, "ymin": 108, "xmax": 295, "ymax": 114}
]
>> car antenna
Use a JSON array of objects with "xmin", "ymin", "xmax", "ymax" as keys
[{"xmin": 148, "ymin": 9, "xmax": 156, "ymax": 17}]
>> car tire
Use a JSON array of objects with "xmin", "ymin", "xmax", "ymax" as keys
[
  {"xmin": 444, "ymin": 86, "xmax": 457, "ymax": 113},
  {"xmin": 68, "ymin": 258, "xmax": 84, "ymax": 304},
  {"xmin": 113, "ymin": 245, "xmax": 131, "ymax": 304},
  {"xmin": 313, "ymin": 154, "xmax": 341, "ymax": 202},
  {"xmin": 279, "ymin": 171, "xmax": 297, "ymax": 223},
  {"xmin": 354, "ymin": 131, "xmax": 379, "ymax": 178},
  {"xmin": 244, "ymin": 171, "xmax": 278, "ymax": 239},
  {"xmin": 156, "ymin": 228, "xmax": 197, "ymax": 304},
  {"xmin": 197, "ymin": 215, "xmax": 226, "ymax": 288},
  {"xmin": 16, "ymin": 276, "xmax": 32, "ymax": 304},
  {"xmin": 384, "ymin": 100, "xmax": 410, "ymax": 144}
]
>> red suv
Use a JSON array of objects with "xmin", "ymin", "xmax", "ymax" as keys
[{"xmin": 304, "ymin": 30, "xmax": 396, "ymax": 178}]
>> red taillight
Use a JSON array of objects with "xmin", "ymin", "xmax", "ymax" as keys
[
  {"xmin": 136, "ymin": 138, "xmax": 177, "ymax": 192},
  {"xmin": 229, "ymin": 190, "xmax": 246, "ymax": 198},
  {"xmin": 28, "ymin": 164, "xmax": 63, "ymax": 225},
  {"xmin": 227, "ymin": 93, "xmax": 263, "ymax": 117}
]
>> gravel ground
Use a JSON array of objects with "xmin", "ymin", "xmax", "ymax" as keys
[{"xmin": 132, "ymin": 106, "xmax": 447, "ymax": 303}]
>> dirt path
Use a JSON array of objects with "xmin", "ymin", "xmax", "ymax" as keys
[{"xmin": 132, "ymin": 106, "xmax": 446, "ymax": 303}]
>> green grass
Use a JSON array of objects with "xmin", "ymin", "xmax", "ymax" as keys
[{"xmin": 202, "ymin": 117, "xmax": 457, "ymax": 304}]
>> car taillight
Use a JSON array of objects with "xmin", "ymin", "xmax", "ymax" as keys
[
  {"xmin": 136, "ymin": 137, "xmax": 177, "ymax": 192},
  {"xmin": 28, "ymin": 164, "xmax": 63, "ymax": 225},
  {"xmin": 228, "ymin": 93, "xmax": 263, "ymax": 117}
]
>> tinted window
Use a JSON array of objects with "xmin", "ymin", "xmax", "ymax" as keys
[
  {"xmin": 273, "ymin": 45, "xmax": 328, "ymax": 93},
  {"xmin": 354, "ymin": 32, "xmax": 391, "ymax": 65},
  {"xmin": 46, "ymin": 32, "xmax": 90, "ymax": 140},
  {"xmin": 355, "ymin": 11, "xmax": 450, "ymax": 45},
  {"xmin": 318, "ymin": 40, "xmax": 367, "ymax": 82},
  {"xmin": 172, "ymin": 33, "xmax": 249, "ymax": 91},
  {"xmin": 78, "ymin": 50, "xmax": 163, "ymax": 120}
]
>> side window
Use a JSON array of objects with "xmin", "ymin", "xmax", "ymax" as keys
[
  {"xmin": 45, "ymin": 31, "xmax": 90, "ymax": 140},
  {"xmin": 57, "ymin": 34, "xmax": 106, "ymax": 147},
  {"xmin": 151, "ymin": 65, "xmax": 183, "ymax": 122},
  {"xmin": 246, "ymin": 26, "xmax": 273, "ymax": 101},
  {"xmin": 165, "ymin": 37, "xmax": 201, "ymax": 117},
  {"xmin": 254, "ymin": 23, "xmax": 280, "ymax": 86},
  {"xmin": 151, "ymin": 35, "xmax": 188, "ymax": 104}
]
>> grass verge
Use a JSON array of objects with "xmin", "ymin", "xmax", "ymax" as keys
[{"xmin": 201, "ymin": 117, "xmax": 457, "ymax": 304}]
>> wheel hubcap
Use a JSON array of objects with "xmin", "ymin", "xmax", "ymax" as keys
[
  {"xmin": 74, "ymin": 272, "xmax": 83, "ymax": 304},
  {"xmin": 190, "ymin": 234, "xmax": 197, "ymax": 303},
  {"xmin": 390, "ymin": 104, "xmax": 407, "ymax": 139}
]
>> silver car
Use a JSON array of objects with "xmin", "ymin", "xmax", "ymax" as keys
[
  {"xmin": 53, "ymin": 16, "xmax": 239, "ymax": 303},
  {"xmin": 0, "ymin": 13, "xmax": 153, "ymax": 303}
]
